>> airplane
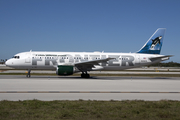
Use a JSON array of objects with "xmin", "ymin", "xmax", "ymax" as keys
[{"xmin": 5, "ymin": 28, "xmax": 172, "ymax": 78}]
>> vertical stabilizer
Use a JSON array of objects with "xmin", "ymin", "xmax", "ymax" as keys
[{"xmin": 137, "ymin": 28, "xmax": 166, "ymax": 54}]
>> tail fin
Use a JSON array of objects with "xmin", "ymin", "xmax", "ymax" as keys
[{"xmin": 137, "ymin": 28, "xmax": 166, "ymax": 54}]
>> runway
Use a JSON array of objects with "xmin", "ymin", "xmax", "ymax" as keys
[{"xmin": 0, "ymin": 75, "xmax": 180, "ymax": 101}]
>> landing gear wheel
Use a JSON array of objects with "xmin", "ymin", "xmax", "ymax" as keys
[
  {"xmin": 81, "ymin": 74, "xmax": 90, "ymax": 78},
  {"xmin": 26, "ymin": 74, "xmax": 31, "ymax": 78}
]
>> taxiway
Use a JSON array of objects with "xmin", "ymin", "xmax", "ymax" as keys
[{"xmin": 0, "ymin": 75, "xmax": 180, "ymax": 101}]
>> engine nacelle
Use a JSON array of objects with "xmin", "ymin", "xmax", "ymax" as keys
[{"xmin": 56, "ymin": 65, "xmax": 74, "ymax": 75}]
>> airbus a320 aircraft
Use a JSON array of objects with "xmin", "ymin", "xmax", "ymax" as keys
[{"xmin": 6, "ymin": 28, "xmax": 172, "ymax": 78}]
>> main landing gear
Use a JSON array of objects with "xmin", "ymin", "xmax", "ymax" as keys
[
  {"xmin": 26, "ymin": 69, "xmax": 31, "ymax": 78},
  {"xmin": 81, "ymin": 72, "xmax": 90, "ymax": 78}
]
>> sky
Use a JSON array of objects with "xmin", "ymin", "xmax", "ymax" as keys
[{"xmin": 0, "ymin": 0, "xmax": 180, "ymax": 62}]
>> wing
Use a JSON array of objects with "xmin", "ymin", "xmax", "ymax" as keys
[{"xmin": 74, "ymin": 58, "xmax": 115, "ymax": 72}]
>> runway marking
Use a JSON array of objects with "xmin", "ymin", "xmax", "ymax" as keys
[{"xmin": 0, "ymin": 91, "xmax": 180, "ymax": 93}]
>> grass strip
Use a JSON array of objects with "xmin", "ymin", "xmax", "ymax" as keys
[{"xmin": 0, "ymin": 100, "xmax": 180, "ymax": 120}]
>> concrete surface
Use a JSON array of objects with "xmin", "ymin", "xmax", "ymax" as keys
[{"xmin": 0, "ymin": 75, "xmax": 180, "ymax": 101}]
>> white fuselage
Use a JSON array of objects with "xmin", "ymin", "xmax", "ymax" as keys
[
  {"xmin": 5, "ymin": 28, "xmax": 169, "ymax": 78},
  {"xmin": 6, "ymin": 51, "xmax": 164, "ymax": 72}
]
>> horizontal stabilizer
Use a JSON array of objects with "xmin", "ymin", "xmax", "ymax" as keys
[{"xmin": 149, "ymin": 55, "xmax": 173, "ymax": 61}]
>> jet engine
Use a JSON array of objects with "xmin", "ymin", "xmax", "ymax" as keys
[{"xmin": 56, "ymin": 65, "xmax": 74, "ymax": 75}]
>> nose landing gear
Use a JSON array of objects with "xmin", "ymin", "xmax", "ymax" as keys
[{"xmin": 26, "ymin": 69, "xmax": 31, "ymax": 78}]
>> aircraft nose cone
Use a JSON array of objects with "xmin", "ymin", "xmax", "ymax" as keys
[
  {"xmin": 5, "ymin": 60, "xmax": 11, "ymax": 67},
  {"xmin": 5, "ymin": 60, "xmax": 9, "ymax": 66}
]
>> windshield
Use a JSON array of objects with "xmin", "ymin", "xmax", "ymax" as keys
[{"xmin": 12, "ymin": 56, "xmax": 20, "ymax": 59}]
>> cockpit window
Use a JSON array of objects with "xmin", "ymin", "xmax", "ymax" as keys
[{"xmin": 12, "ymin": 56, "xmax": 20, "ymax": 59}]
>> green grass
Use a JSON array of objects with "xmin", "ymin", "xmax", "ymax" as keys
[{"xmin": 0, "ymin": 100, "xmax": 180, "ymax": 120}]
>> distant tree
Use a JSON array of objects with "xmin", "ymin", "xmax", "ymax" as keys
[{"xmin": 150, "ymin": 61, "xmax": 180, "ymax": 67}]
